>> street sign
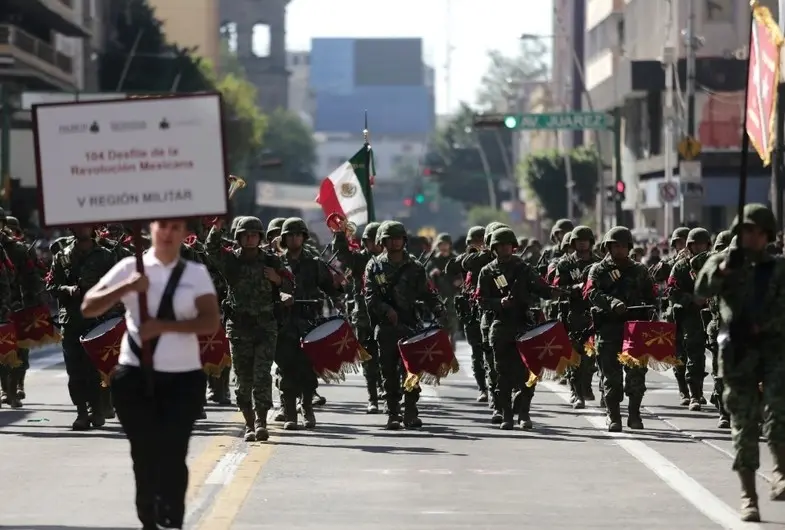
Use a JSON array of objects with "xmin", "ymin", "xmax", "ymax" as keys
[
  {"xmin": 678, "ymin": 137, "xmax": 702, "ymax": 160},
  {"xmin": 679, "ymin": 160, "xmax": 702, "ymax": 180},
  {"xmin": 681, "ymin": 181, "xmax": 704, "ymax": 198},
  {"xmin": 659, "ymin": 182, "xmax": 679, "ymax": 203},
  {"xmin": 505, "ymin": 112, "xmax": 614, "ymax": 131}
]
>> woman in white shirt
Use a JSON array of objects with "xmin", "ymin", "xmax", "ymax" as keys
[{"xmin": 81, "ymin": 219, "xmax": 220, "ymax": 530}]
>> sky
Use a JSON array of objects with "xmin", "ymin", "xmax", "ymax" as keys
[{"xmin": 286, "ymin": 0, "xmax": 552, "ymax": 115}]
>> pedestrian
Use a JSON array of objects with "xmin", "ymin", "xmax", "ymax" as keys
[{"xmin": 81, "ymin": 218, "xmax": 221, "ymax": 530}]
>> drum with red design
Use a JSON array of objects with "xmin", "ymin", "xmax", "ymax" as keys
[
  {"xmin": 81, "ymin": 317, "xmax": 126, "ymax": 385},
  {"xmin": 397, "ymin": 326, "xmax": 458, "ymax": 389},
  {"xmin": 0, "ymin": 321, "xmax": 20, "ymax": 368},
  {"xmin": 301, "ymin": 316, "xmax": 367, "ymax": 382},
  {"xmin": 516, "ymin": 320, "xmax": 580, "ymax": 386},
  {"xmin": 11, "ymin": 305, "xmax": 61, "ymax": 349},
  {"xmin": 199, "ymin": 324, "xmax": 231, "ymax": 377}
]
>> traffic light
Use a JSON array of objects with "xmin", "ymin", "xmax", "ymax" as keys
[
  {"xmin": 403, "ymin": 197, "xmax": 413, "ymax": 207},
  {"xmin": 415, "ymin": 193, "xmax": 425, "ymax": 204},
  {"xmin": 614, "ymin": 180, "xmax": 626, "ymax": 202},
  {"xmin": 503, "ymin": 115, "xmax": 519, "ymax": 129}
]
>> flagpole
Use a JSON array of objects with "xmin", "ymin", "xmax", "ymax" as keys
[
  {"xmin": 739, "ymin": 3, "xmax": 755, "ymax": 221},
  {"xmin": 363, "ymin": 110, "xmax": 376, "ymax": 222}
]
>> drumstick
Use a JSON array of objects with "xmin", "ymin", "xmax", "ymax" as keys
[{"xmin": 626, "ymin": 305, "xmax": 656, "ymax": 310}]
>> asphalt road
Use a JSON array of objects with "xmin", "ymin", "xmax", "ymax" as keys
[{"xmin": 1, "ymin": 343, "xmax": 784, "ymax": 529}]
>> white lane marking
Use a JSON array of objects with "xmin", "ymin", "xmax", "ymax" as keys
[
  {"xmin": 420, "ymin": 383, "xmax": 441, "ymax": 402},
  {"xmin": 204, "ymin": 448, "xmax": 248, "ymax": 485},
  {"xmin": 652, "ymin": 352, "xmax": 713, "ymax": 381},
  {"xmin": 542, "ymin": 381, "xmax": 762, "ymax": 530}
]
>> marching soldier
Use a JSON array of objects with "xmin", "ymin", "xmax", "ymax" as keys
[
  {"xmin": 476, "ymin": 227, "xmax": 559, "ymax": 430},
  {"xmin": 695, "ymin": 204, "xmax": 785, "ymax": 523},
  {"xmin": 447, "ymin": 226, "xmax": 488, "ymax": 402},
  {"xmin": 206, "ymin": 216, "xmax": 293, "ymax": 442},
  {"xmin": 552, "ymin": 226, "xmax": 600, "ymax": 409},
  {"xmin": 462, "ymin": 222, "xmax": 507, "ymax": 422},
  {"xmin": 277, "ymin": 217, "xmax": 342, "ymax": 429},
  {"xmin": 428, "ymin": 233, "xmax": 461, "ymax": 344},
  {"xmin": 585, "ymin": 226, "xmax": 657, "ymax": 432},
  {"xmin": 364, "ymin": 221, "xmax": 445, "ymax": 430},
  {"xmin": 705, "ymin": 230, "xmax": 733, "ymax": 428},
  {"xmin": 46, "ymin": 226, "xmax": 118, "ymax": 430},
  {"xmin": 331, "ymin": 221, "xmax": 384, "ymax": 413},
  {"xmin": 536, "ymin": 219, "xmax": 574, "ymax": 276},
  {"xmin": 666, "ymin": 228, "xmax": 712, "ymax": 410}
]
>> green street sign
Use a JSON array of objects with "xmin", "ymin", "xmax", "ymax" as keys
[{"xmin": 505, "ymin": 112, "xmax": 615, "ymax": 131}]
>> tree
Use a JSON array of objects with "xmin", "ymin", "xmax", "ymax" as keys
[
  {"xmin": 519, "ymin": 147, "xmax": 600, "ymax": 221},
  {"xmin": 255, "ymin": 108, "xmax": 317, "ymax": 184},
  {"xmin": 476, "ymin": 39, "xmax": 549, "ymax": 111}
]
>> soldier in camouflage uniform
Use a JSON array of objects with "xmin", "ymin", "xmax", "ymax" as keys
[
  {"xmin": 666, "ymin": 227, "xmax": 712, "ymax": 410},
  {"xmin": 585, "ymin": 226, "xmax": 657, "ymax": 432},
  {"xmin": 536, "ymin": 219, "xmax": 575, "ymax": 276},
  {"xmin": 206, "ymin": 216, "xmax": 293, "ymax": 442},
  {"xmin": 47, "ymin": 226, "xmax": 118, "ymax": 430},
  {"xmin": 521, "ymin": 239, "xmax": 542, "ymax": 266},
  {"xmin": 477, "ymin": 228, "xmax": 559, "ymax": 430},
  {"xmin": 331, "ymin": 221, "xmax": 383, "ymax": 413},
  {"xmin": 447, "ymin": 226, "xmax": 488, "ymax": 401},
  {"xmin": 277, "ymin": 218, "xmax": 342, "ymax": 429},
  {"xmin": 704, "ymin": 230, "xmax": 733, "ymax": 428},
  {"xmin": 265, "ymin": 218, "xmax": 286, "ymax": 250},
  {"xmin": 461, "ymin": 222, "xmax": 507, "ymax": 422},
  {"xmin": 428, "ymin": 233, "xmax": 461, "ymax": 344},
  {"xmin": 364, "ymin": 221, "xmax": 445, "ymax": 430},
  {"xmin": 552, "ymin": 226, "xmax": 600, "ymax": 409},
  {"xmin": 695, "ymin": 204, "xmax": 785, "ymax": 522}
]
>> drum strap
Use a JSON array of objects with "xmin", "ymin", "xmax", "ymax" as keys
[{"xmin": 126, "ymin": 259, "xmax": 187, "ymax": 362}]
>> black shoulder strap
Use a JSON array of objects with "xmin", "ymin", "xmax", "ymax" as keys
[{"xmin": 127, "ymin": 259, "xmax": 187, "ymax": 362}]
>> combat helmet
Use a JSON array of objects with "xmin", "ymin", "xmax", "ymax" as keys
[
  {"xmin": 266, "ymin": 217, "xmax": 286, "ymax": 240},
  {"xmin": 435, "ymin": 232, "xmax": 452, "ymax": 245},
  {"xmin": 669, "ymin": 226, "xmax": 690, "ymax": 247},
  {"xmin": 730, "ymin": 203, "xmax": 777, "ymax": 242},
  {"xmin": 279, "ymin": 217, "xmax": 309, "ymax": 246},
  {"xmin": 484, "ymin": 222, "xmax": 509, "ymax": 246},
  {"xmin": 362, "ymin": 222, "xmax": 381, "ymax": 242},
  {"xmin": 376, "ymin": 221, "xmax": 407, "ymax": 245},
  {"xmin": 229, "ymin": 216, "xmax": 246, "ymax": 236},
  {"xmin": 5, "ymin": 216, "xmax": 20, "ymax": 232},
  {"xmin": 713, "ymin": 230, "xmax": 732, "ymax": 251},
  {"xmin": 601, "ymin": 226, "xmax": 634, "ymax": 250},
  {"xmin": 489, "ymin": 227, "xmax": 518, "ymax": 249},
  {"xmin": 551, "ymin": 218, "xmax": 575, "ymax": 243},
  {"xmin": 686, "ymin": 227, "xmax": 711, "ymax": 247},
  {"xmin": 466, "ymin": 226, "xmax": 485, "ymax": 243},
  {"xmin": 570, "ymin": 225, "xmax": 595, "ymax": 245},
  {"xmin": 560, "ymin": 232, "xmax": 573, "ymax": 251},
  {"xmin": 234, "ymin": 216, "xmax": 264, "ymax": 239}
]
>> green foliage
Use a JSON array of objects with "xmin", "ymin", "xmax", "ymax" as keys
[
  {"xmin": 476, "ymin": 39, "xmax": 549, "ymax": 111},
  {"xmin": 259, "ymin": 108, "xmax": 316, "ymax": 180},
  {"xmin": 519, "ymin": 147, "xmax": 600, "ymax": 221},
  {"xmin": 467, "ymin": 206, "xmax": 512, "ymax": 228}
]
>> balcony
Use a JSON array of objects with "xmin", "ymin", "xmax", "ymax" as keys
[
  {"xmin": 4, "ymin": 0, "xmax": 90, "ymax": 38},
  {"xmin": 0, "ymin": 25, "xmax": 77, "ymax": 90}
]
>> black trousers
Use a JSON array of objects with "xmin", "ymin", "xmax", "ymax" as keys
[{"xmin": 111, "ymin": 365, "xmax": 205, "ymax": 529}]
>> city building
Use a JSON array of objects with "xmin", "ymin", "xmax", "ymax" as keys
[
  {"xmin": 219, "ymin": 0, "xmax": 289, "ymax": 112},
  {"xmin": 577, "ymin": 0, "xmax": 777, "ymax": 232},
  {"xmin": 552, "ymin": 0, "xmax": 587, "ymax": 149},
  {"xmin": 287, "ymin": 50, "xmax": 312, "ymax": 126},
  {"xmin": 146, "ymin": 0, "xmax": 220, "ymax": 66}
]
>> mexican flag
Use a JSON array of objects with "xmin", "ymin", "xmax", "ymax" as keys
[{"xmin": 315, "ymin": 145, "xmax": 376, "ymax": 225}]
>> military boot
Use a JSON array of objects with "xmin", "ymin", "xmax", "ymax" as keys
[
  {"xmin": 313, "ymin": 391, "xmax": 327, "ymax": 406},
  {"xmin": 274, "ymin": 389, "xmax": 286, "ymax": 422},
  {"xmin": 88, "ymin": 401, "xmax": 105, "ymax": 428},
  {"xmin": 675, "ymin": 371, "xmax": 691, "ymax": 406},
  {"xmin": 567, "ymin": 379, "xmax": 578, "ymax": 404},
  {"xmin": 5, "ymin": 373, "xmax": 21, "ymax": 409},
  {"xmin": 769, "ymin": 445, "xmax": 785, "ymax": 500},
  {"xmin": 206, "ymin": 376, "xmax": 219, "ymax": 403},
  {"xmin": 738, "ymin": 470, "xmax": 760, "ymax": 522},
  {"xmin": 72, "ymin": 405, "xmax": 91, "ymax": 431},
  {"xmin": 606, "ymin": 401, "xmax": 622, "ymax": 432},
  {"xmin": 500, "ymin": 404, "xmax": 514, "ymax": 431},
  {"xmin": 16, "ymin": 371, "xmax": 25, "ymax": 400},
  {"xmin": 0, "ymin": 373, "xmax": 8, "ymax": 404},
  {"xmin": 515, "ymin": 390, "xmax": 533, "ymax": 429},
  {"xmin": 366, "ymin": 380, "xmax": 379, "ymax": 414},
  {"xmin": 254, "ymin": 409, "xmax": 269, "ymax": 442},
  {"xmin": 627, "ymin": 395, "xmax": 644, "ymax": 430},
  {"xmin": 240, "ymin": 407, "xmax": 255, "ymax": 442},
  {"xmin": 490, "ymin": 390, "xmax": 503, "ymax": 424},
  {"xmin": 100, "ymin": 386, "xmax": 115, "ymax": 419},
  {"xmin": 688, "ymin": 380, "xmax": 703, "ymax": 411},
  {"xmin": 282, "ymin": 394, "xmax": 299, "ymax": 430},
  {"xmin": 583, "ymin": 362, "xmax": 596, "ymax": 401},
  {"xmin": 477, "ymin": 389, "xmax": 489, "ymax": 403},
  {"xmin": 572, "ymin": 379, "xmax": 585, "ymax": 410},
  {"xmin": 385, "ymin": 408, "xmax": 402, "ymax": 430},
  {"xmin": 301, "ymin": 393, "xmax": 317, "ymax": 429},
  {"xmin": 403, "ymin": 393, "xmax": 422, "ymax": 429}
]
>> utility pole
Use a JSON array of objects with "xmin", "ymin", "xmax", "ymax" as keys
[
  {"xmin": 0, "ymin": 85, "xmax": 9, "ymax": 211},
  {"xmin": 663, "ymin": 42, "xmax": 676, "ymax": 237},
  {"xmin": 681, "ymin": 0, "xmax": 700, "ymax": 226}
]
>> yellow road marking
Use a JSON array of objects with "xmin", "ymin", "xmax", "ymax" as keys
[
  {"xmin": 195, "ymin": 441, "xmax": 277, "ymax": 530},
  {"xmin": 186, "ymin": 412, "xmax": 242, "ymax": 503}
]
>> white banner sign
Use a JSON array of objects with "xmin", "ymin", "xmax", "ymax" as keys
[{"xmin": 32, "ymin": 93, "xmax": 228, "ymax": 226}]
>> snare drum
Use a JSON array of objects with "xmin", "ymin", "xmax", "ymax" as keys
[
  {"xmin": 301, "ymin": 316, "xmax": 367, "ymax": 382},
  {"xmin": 516, "ymin": 320, "xmax": 579, "ymax": 386},
  {"xmin": 199, "ymin": 324, "xmax": 231, "ymax": 377},
  {"xmin": 81, "ymin": 317, "xmax": 126, "ymax": 385},
  {"xmin": 397, "ymin": 326, "xmax": 458, "ymax": 390},
  {"xmin": 11, "ymin": 305, "xmax": 61, "ymax": 349},
  {"xmin": 0, "ymin": 321, "xmax": 20, "ymax": 368}
]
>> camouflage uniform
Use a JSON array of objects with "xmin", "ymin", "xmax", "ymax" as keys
[
  {"xmin": 364, "ymin": 221, "xmax": 445, "ymax": 430},
  {"xmin": 535, "ymin": 219, "xmax": 575, "ymax": 276},
  {"xmin": 695, "ymin": 204, "xmax": 785, "ymax": 522},
  {"xmin": 447, "ymin": 226, "xmax": 488, "ymax": 400},
  {"xmin": 206, "ymin": 217, "xmax": 293, "ymax": 442},
  {"xmin": 332, "ymin": 222, "xmax": 383, "ymax": 413},
  {"xmin": 47, "ymin": 233, "xmax": 118, "ymax": 430},
  {"xmin": 428, "ymin": 233, "xmax": 461, "ymax": 341},
  {"xmin": 666, "ymin": 228, "xmax": 712, "ymax": 410},
  {"xmin": 477, "ymin": 228, "xmax": 556, "ymax": 429},
  {"xmin": 461, "ymin": 222, "xmax": 506, "ymax": 422},
  {"xmin": 278, "ymin": 217, "xmax": 342, "ymax": 429},
  {"xmin": 552, "ymin": 225, "xmax": 600, "ymax": 409},
  {"xmin": 585, "ymin": 226, "xmax": 657, "ymax": 432}
]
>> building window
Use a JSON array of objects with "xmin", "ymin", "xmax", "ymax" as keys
[
  {"xmin": 252, "ymin": 23, "xmax": 271, "ymax": 57},
  {"xmin": 704, "ymin": 0, "xmax": 734, "ymax": 23},
  {"xmin": 220, "ymin": 22, "xmax": 238, "ymax": 54}
]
